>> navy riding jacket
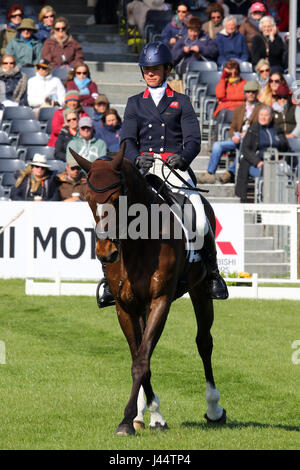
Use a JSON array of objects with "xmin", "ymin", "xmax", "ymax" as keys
[{"xmin": 120, "ymin": 85, "xmax": 201, "ymax": 167}]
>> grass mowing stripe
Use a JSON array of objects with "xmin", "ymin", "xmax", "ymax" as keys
[{"xmin": 0, "ymin": 280, "xmax": 299, "ymax": 449}]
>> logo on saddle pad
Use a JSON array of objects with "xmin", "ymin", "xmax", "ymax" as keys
[{"xmin": 169, "ymin": 101, "xmax": 179, "ymax": 109}]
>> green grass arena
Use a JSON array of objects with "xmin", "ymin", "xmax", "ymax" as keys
[{"xmin": 0, "ymin": 279, "xmax": 299, "ymax": 450}]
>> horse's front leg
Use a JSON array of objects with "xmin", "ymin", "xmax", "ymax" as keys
[{"xmin": 116, "ymin": 297, "xmax": 170, "ymax": 436}]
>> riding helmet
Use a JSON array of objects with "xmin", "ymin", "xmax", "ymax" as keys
[{"xmin": 138, "ymin": 42, "xmax": 173, "ymax": 69}]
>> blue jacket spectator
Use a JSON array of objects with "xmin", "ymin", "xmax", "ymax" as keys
[
  {"xmin": 216, "ymin": 15, "xmax": 249, "ymax": 67},
  {"xmin": 172, "ymin": 16, "xmax": 218, "ymax": 75},
  {"xmin": 95, "ymin": 108, "xmax": 122, "ymax": 153},
  {"xmin": 161, "ymin": 2, "xmax": 191, "ymax": 46},
  {"xmin": 35, "ymin": 5, "xmax": 56, "ymax": 43}
]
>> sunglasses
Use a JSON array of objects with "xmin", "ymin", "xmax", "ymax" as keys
[
  {"xmin": 260, "ymin": 68, "xmax": 270, "ymax": 73},
  {"xmin": 36, "ymin": 65, "xmax": 48, "ymax": 70},
  {"xmin": 2, "ymin": 61, "xmax": 15, "ymax": 65},
  {"xmin": 76, "ymin": 71, "xmax": 88, "ymax": 75},
  {"xmin": 80, "ymin": 126, "xmax": 92, "ymax": 131},
  {"xmin": 270, "ymin": 79, "xmax": 280, "ymax": 83},
  {"xmin": 32, "ymin": 165, "xmax": 44, "ymax": 168},
  {"xmin": 10, "ymin": 13, "xmax": 23, "ymax": 18},
  {"xmin": 44, "ymin": 14, "xmax": 54, "ymax": 19},
  {"xmin": 55, "ymin": 26, "xmax": 66, "ymax": 31},
  {"xmin": 67, "ymin": 117, "xmax": 78, "ymax": 122},
  {"xmin": 211, "ymin": 15, "xmax": 222, "ymax": 19},
  {"xmin": 70, "ymin": 166, "xmax": 81, "ymax": 170},
  {"xmin": 20, "ymin": 28, "xmax": 34, "ymax": 32},
  {"xmin": 177, "ymin": 9, "xmax": 188, "ymax": 13}
]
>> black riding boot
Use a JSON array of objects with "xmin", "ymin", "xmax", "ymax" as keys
[
  {"xmin": 98, "ymin": 262, "xmax": 115, "ymax": 308},
  {"xmin": 201, "ymin": 225, "xmax": 229, "ymax": 300}
]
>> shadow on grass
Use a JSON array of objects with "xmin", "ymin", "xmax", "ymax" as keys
[{"xmin": 181, "ymin": 421, "xmax": 300, "ymax": 433}]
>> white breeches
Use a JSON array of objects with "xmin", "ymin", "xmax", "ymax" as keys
[{"xmin": 150, "ymin": 157, "xmax": 208, "ymax": 250}]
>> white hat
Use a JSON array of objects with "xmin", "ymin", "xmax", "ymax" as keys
[{"xmin": 29, "ymin": 153, "xmax": 51, "ymax": 168}]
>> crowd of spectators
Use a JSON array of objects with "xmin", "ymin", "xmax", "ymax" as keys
[
  {"xmin": 0, "ymin": 0, "xmax": 298, "ymax": 204},
  {"xmin": 0, "ymin": 3, "xmax": 124, "ymax": 202}
]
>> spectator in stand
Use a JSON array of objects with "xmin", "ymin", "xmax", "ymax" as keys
[
  {"xmin": 255, "ymin": 58, "xmax": 271, "ymax": 93},
  {"xmin": 57, "ymin": 154, "xmax": 87, "ymax": 202},
  {"xmin": 92, "ymin": 94, "xmax": 110, "ymax": 132},
  {"xmin": 199, "ymin": 81, "xmax": 262, "ymax": 184},
  {"xmin": 35, "ymin": 5, "xmax": 56, "ymax": 43},
  {"xmin": 66, "ymin": 116, "xmax": 107, "ymax": 163},
  {"xmin": 95, "ymin": 108, "xmax": 122, "ymax": 152},
  {"xmin": 172, "ymin": 16, "xmax": 218, "ymax": 76},
  {"xmin": 126, "ymin": 0, "xmax": 169, "ymax": 37},
  {"xmin": 272, "ymin": 85, "xmax": 300, "ymax": 140},
  {"xmin": 0, "ymin": 4, "xmax": 24, "ymax": 57},
  {"xmin": 48, "ymin": 90, "xmax": 88, "ymax": 147},
  {"xmin": 202, "ymin": 3, "xmax": 224, "ymax": 40},
  {"xmin": 10, "ymin": 153, "xmax": 60, "ymax": 201},
  {"xmin": 216, "ymin": 15, "xmax": 249, "ymax": 67},
  {"xmin": 251, "ymin": 16, "xmax": 287, "ymax": 72},
  {"xmin": 55, "ymin": 109, "xmax": 79, "ymax": 161},
  {"xmin": 235, "ymin": 105, "xmax": 290, "ymax": 202},
  {"xmin": 0, "ymin": 54, "xmax": 27, "ymax": 105},
  {"xmin": 264, "ymin": 0, "xmax": 289, "ymax": 33},
  {"xmin": 161, "ymin": 2, "xmax": 191, "ymax": 46},
  {"xmin": 239, "ymin": 2, "xmax": 267, "ymax": 54},
  {"xmin": 258, "ymin": 71, "xmax": 289, "ymax": 107},
  {"xmin": 27, "ymin": 58, "xmax": 65, "ymax": 117},
  {"xmin": 65, "ymin": 62, "xmax": 99, "ymax": 107},
  {"xmin": 5, "ymin": 18, "xmax": 42, "ymax": 67},
  {"xmin": 42, "ymin": 16, "xmax": 84, "ymax": 69},
  {"xmin": 214, "ymin": 59, "xmax": 247, "ymax": 118}
]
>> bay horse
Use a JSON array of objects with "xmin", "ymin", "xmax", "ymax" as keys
[{"xmin": 70, "ymin": 144, "xmax": 226, "ymax": 436}]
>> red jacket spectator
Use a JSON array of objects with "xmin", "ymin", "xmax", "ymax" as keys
[
  {"xmin": 48, "ymin": 90, "xmax": 88, "ymax": 147},
  {"xmin": 213, "ymin": 62, "xmax": 247, "ymax": 117}
]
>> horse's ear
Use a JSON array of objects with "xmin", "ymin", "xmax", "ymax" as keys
[
  {"xmin": 69, "ymin": 148, "xmax": 91, "ymax": 173},
  {"xmin": 111, "ymin": 141, "xmax": 125, "ymax": 171}
]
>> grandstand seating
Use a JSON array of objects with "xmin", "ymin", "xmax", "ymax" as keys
[
  {"xmin": 22, "ymin": 146, "xmax": 55, "ymax": 162},
  {"xmin": 143, "ymin": 10, "xmax": 173, "ymax": 42},
  {"xmin": 184, "ymin": 61, "xmax": 218, "ymax": 97},
  {"xmin": 0, "ymin": 159, "xmax": 26, "ymax": 174},
  {"xmin": 18, "ymin": 132, "xmax": 49, "ymax": 147},
  {"xmin": 0, "ymin": 145, "xmax": 24, "ymax": 160}
]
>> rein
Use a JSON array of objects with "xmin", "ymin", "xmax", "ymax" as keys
[{"xmin": 154, "ymin": 156, "xmax": 209, "ymax": 194}]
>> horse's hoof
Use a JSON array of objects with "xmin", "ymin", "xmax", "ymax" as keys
[
  {"xmin": 116, "ymin": 423, "xmax": 135, "ymax": 436},
  {"xmin": 204, "ymin": 409, "xmax": 226, "ymax": 425},
  {"xmin": 149, "ymin": 421, "xmax": 169, "ymax": 431},
  {"xmin": 133, "ymin": 420, "xmax": 145, "ymax": 431}
]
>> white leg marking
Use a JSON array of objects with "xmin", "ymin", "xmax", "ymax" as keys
[
  {"xmin": 205, "ymin": 382, "xmax": 223, "ymax": 421},
  {"xmin": 148, "ymin": 393, "xmax": 167, "ymax": 428},
  {"xmin": 134, "ymin": 386, "xmax": 147, "ymax": 425}
]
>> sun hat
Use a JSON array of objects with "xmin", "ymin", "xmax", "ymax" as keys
[
  {"xmin": 29, "ymin": 154, "xmax": 51, "ymax": 168},
  {"xmin": 244, "ymin": 81, "xmax": 260, "ymax": 92},
  {"xmin": 95, "ymin": 94, "xmax": 109, "ymax": 105},
  {"xmin": 79, "ymin": 116, "xmax": 93, "ymax": 128},
  {"xmin": 250, "ymin": 2, "xmax": 267, "ymax": 13},
  {"xmin": 65, "ymin": 90, "xmax": 80, "ymax": 102},
  {"xmin": 17, "ymin": 18, "xmax": 37, "ymax": 32}
]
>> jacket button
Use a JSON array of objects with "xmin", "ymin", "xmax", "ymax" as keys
[
  {"xmin": 149, "ymin": 148, "xmax": 153, "ymax": 151},
  {"xmin": 149, "ymin": 136, "xmax": 152, "ymax": 140},
  {"xmin": 161, "ymin": 123, "xmax": 165, "ymax": 127},
  {"xmin": 161, "ymin": 136, "xmax": 164, "ymax": 139},
  {"xmin": 160, "ymin": 148, "xmax": 164, "ymax": 152},
  {"xmin": 148, "ymin": 124, "xmax": 152, "ymax": 128}
]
